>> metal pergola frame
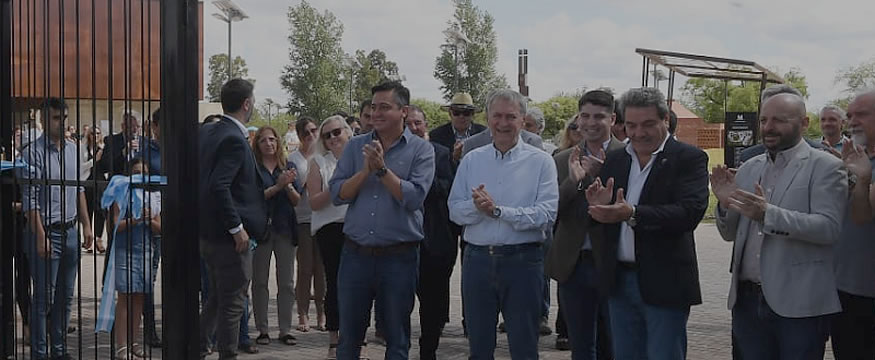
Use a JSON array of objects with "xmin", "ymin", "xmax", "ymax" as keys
[{"xmin": 635, "ymin": 48, "xmax": 785, "ymax": 114}]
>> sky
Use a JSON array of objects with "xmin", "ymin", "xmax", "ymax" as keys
[{"xmin": 202, "ymin": 0, "xmax": 875, "ymax": 112}]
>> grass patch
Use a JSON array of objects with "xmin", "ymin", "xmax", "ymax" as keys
[{"xmin": 702, "ymin": 148, "xmax": 724, "ymax": 223}]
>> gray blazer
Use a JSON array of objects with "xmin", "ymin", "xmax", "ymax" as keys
[
  {"xmin": 716, "ymin": 141, "xmax": 848, "ymax": 318},
  {"xmin": 461, "ymin": 129, "xmax": 544, "ymax": 158}
]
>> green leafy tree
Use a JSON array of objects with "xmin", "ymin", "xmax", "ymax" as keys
[
  {"xmin": 346, "ymin": 49, "xmax": 402, "ymax": 112},
  {"xmin": 433, "ymin": 0, "xmax": 508, "ymax": 109},
  {"xmin": 832, "ymin": 58, "xmax": 875, "ymax": 108},
  {"xmin": 207, "ymin": 54, "xmax": 254, "ymax": 102},
  {"xmin": 280, "ymin": 1, "xmax": 347, "ymax": 121},
  {"xmin": 680, "ymin": 68, "xmax": 809, "ymax": 123},
  {"xmin": 411, "ymin": 98, "xmax": 451, "ymax": 131},
  {"xmin": 533, "ymin": 95, "xmax": 579, "ymax": 138}
]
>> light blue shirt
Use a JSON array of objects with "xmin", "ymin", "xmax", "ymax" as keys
[
  {"xmin": 449, "ymin": 138, "xmax": 558, "ymax": 246},
  {"xmin": 329, "ymin": 128, "xmax": 435, "ymax": 246},
  {"xmin": 18, "ymin": 135, "xmax": 85, "ymax": 224}
]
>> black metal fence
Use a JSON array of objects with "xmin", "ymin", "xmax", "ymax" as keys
[{"xmin": 0, "ymin": 0, "xmax": 200, "ymax": 358}]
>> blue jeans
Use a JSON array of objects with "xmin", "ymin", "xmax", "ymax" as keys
[
  {"xmin": 609, "ymin": 268, "xmax": 689, "ymax": 360},
  {"xmin": 462, "ymin": 243, "xmax": 544, "ymax": 360},
  {"xmin": 558, "ymin": 258, "xmax": 599, "ymax": 360},
  {"xmin": 732, "ymin": 283, "xmax": 830, "ymax": 360},
  {"xmin": 28, "ymin": 227, "xmax": 80, "ymax": 359},
  {"xmin": 200, "ymin": 258, "xmax": 252, "ymax": 348},
  {"xmin": 337, "ymin": 243, "xmax": 419, "ymax": 360}
]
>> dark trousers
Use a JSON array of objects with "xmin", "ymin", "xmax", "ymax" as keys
[
  {"xmin": 199, "ymin": 238, "xmax": 252, "ymax": 360},
  {"xmin": 732, "ymin": 282, "xmax": 831, "ymax": 360},
  {"xmin": 416, "ymin": 244, "xmax": 457, "ymax": 360},
  {"xmin": 830, "ymin": 290, "xmax": 875, "ymax": 360},
  {"xmin": 14, "ymin": 230, "xmax": 30, "ymax": 326},
  {"xmin": 315, "ymin": 223, "xmax": 345, "ymax": 332},
  {"xmin": 84, "ymin": 184, "xmax": 105, "ymax": 238},
  {"xmin": 143, "ymin": 236, "xmax": 161, "ymax": 339}
]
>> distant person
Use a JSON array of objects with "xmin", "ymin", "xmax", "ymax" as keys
[
  {"xmin": 429, "ymin": 92, "xmax": 486, "ymax": 163},
  {"xmin": 818, "ymin": 105, "xmax": 847, "ymax": 152},
  {"xmin": 359, "ymin": 100, "xmax": 374, "ymax": 133},
  {"xmin": 556, "ymin": 114, "xmax": 583, "ymax": 154}
]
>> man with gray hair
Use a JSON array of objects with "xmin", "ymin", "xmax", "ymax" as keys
[
  {"xmin": 525, "ymin": 106, "xmax": 558, "ymax": 154},
  {"xmin": 449, "ymin": 89, "xmax": 558, "ymax": 359},
  {"xmin": 819, "ymin": 105, "xmax": 848, "ymax": 151},
  {"xmin": 585, "ymin": 87, "xmax": 709, "ymax": 359},
  {"xmin": 830, "ymin": 88, "xmax": 875, "ymax": 359}
]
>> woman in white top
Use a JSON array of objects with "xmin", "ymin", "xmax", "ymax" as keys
[
  {"xmin": 307, "ymin": 115, "xmax": 352, "ymax": 358},
  {"xmin": 288, "ymin": 116, "xmax": 327, "ymax": 332}
]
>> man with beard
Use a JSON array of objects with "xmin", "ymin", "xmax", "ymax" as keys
[
  {"xmin": 713, "ymin": 92, "xmax": 847, "ymax": 359},
  {"xmin": 830, "ymin": 89, "xmax": 875, "ymax": 359}
]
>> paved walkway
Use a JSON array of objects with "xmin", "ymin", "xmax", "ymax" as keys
[{"xmin": 10, "ymin": 224, "xmax": 835, "ymax": 359}]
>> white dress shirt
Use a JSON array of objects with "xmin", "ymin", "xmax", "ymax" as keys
[{"xmin": 618, "ymin": 134, "xmax": 670, "ymax": 262}]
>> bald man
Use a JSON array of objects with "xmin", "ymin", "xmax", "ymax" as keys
[{"xmin": 712, "ymin": 93, "xmax": 848, "ymax": 359}]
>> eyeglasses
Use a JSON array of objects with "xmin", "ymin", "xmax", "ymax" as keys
[
  {"xmin": 321, "ymin": 128, "xmax": 343, "ymax": 140},
  {"xmin": 451, "ymin": 109, "xmax": 474, "ymax": 117}
]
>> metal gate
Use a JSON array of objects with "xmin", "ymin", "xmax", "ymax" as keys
[{"xmin": 0, "ymin": 0, "xmax": 201, "ymax": 358}]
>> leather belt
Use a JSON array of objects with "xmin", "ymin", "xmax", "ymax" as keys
[
  {"xmin": 48, "ymin": 220, "xmax": 76, "ymax": 232},
  {"xmin": 467, "ymin": 242, "xmax": 541, "ymax": 255},
  {"xmin": 344, "ymin": 239, "xmax": 418, "ymax": 256}
]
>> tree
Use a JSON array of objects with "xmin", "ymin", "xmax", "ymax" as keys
[
  {"xmin": 346, "ymin": 49, "xmax": 402, "ymax": 113},
  {"xmin": 680, "ymin": 68, "xmax": 809, "ymax": 123},
  {"xmin": 280, "ymin": 1, "xmax": 347, "ymax": 121},
  {"xmin": 433, "ymin": 0, "xmax": 508, "ymax": 109},
  {"xmin": 533, "ymin": 95, "xmax": 579, "ymax": 138},
  {"xmin": 206, "ymin": 54, "xmax": 254, "ymax": 102},
  {"xmin": 832, "ymin": 58, "xmax": 875, "ymax": 108},
  {"xmin": 411, "ymin": 98, "xmax": 451, "ymax": 131}
]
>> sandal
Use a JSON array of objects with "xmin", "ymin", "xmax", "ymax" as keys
[
  {"xmin": 130, "ymin": 343, "xmax": 146, "ymax": 358},
  {"xmin": 95, "ymin": 239, "xmax": 106, "ymax": 254},
  {"xmin": 296, "ymin": 316, "xmax": 310, "ymax": 332},
  {"xmin": 279, "ymin": 333, "xmax": 297, "ymax": 346},
  {"xmin": 116, "ymin": 346, "xmax": 130, "ymax": 360},
  {"xmin": 255, "ymin": 333, "xmax": 270, "ymax": 345}
]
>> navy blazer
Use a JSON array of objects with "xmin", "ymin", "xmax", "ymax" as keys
[
  {"xmin": 422, "ymin": 141, "xmax": 457, "ymax": 256},
  {"xmin": 198, "ymin": 117, "xmax": 267, "ymax": 243},
  {"xmin": 589, "ymin": 137, "xmax": 709, "ymax": 307}
]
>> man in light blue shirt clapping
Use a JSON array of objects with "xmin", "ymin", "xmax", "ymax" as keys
[{"xmin": 448, "ymin": 89, "xmax": 559, "ymax": 359}]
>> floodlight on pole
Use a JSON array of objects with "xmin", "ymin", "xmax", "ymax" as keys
[
  {"xmin": 442, "ymin": 26, "xmax": 470, "ymax": 94},
  {"xmin": 212, "ymin": 0, "xmax": 248, "ymax": 81}
]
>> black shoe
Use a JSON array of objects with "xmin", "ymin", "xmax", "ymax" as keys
[
  {"xmin": 66, "ymin": 326, "xmax": 76, "ymax": 334},
  {"xmin": 145, "ymin": 333, "xmax": 162, "ymax": 348},
  {"xmin": 555, "ymin": 337, "xmax": 570, "ymax": 351},
  {"xmin": 539, "ymin": 318, "xmax": 553, "ymax": 336},
  {"xmin": 51, "ymin": 354, "xmax": 73, "ymax": 360}
]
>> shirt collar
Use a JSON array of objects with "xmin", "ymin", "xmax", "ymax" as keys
[
  {"xmin": 370, "ymin": 127, "xmax": 413, "ymax": 149},
  {"xmin": 625, "ymin": 133, "xmax": 671, "ymax": 158},
  {"xmin": 224, "ymin": 114, "xmax": 249, "ymax": 138},
  {"xmin": 768, "ymin": 138, "xmax": 807, "ymax": 164},
  {"xmin": 452, "ymin": 123, "xmax": 472, "ymax": 139},
  {"xmin": 33, "ymin": 134, "xmax": 66, "ymax": 152},
  {"xmin": 493, "ymin": 135, "xmax": 524, "ymax": 159}
]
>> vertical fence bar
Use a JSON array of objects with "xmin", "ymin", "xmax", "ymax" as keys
[
  {"xmin": 0, "ymin": 0, "xmax": 14, "ymax": 356},
  {"xmin": 160, "ymin": 0, "xmax": 200, "ymax": 358}
]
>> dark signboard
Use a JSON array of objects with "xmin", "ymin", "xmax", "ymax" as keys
[{"xmin": 724, "ymin": 112, "xmax": 758, "ymax": 167}]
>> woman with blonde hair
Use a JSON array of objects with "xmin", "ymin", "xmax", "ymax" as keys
[
  {"xmin": 251, "ymin": 126, "xmax": 302, "ymax": 346},
  {"xmin": 556, "ymin": 113, "xmax": 583, "ymax": 154},
  {"xmin": 306, "ymin": 115, "xmax": 353, "ymax": 359}
]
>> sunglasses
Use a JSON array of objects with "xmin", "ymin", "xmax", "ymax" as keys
[
  {"xmin": 568, "ymin": 123, "xmax": 579, "ymax": 131},
  {"xmin": 321, "ymin": 128, "xmax": 343, "ymax": 140},
  {"xmin": 451, "ymin": 109, "xmax": 474, "ymax": 117}
]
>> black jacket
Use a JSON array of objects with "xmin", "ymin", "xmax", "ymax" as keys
[
  {"xmin": 428, "ymin": 122, "xmax": 487, "ymax": 151},
  {"xmin": 422, "ymin": 141, "xmax": 456, "ymax": 256},
  {"xmin": 198, "ymin": 116, "xmax": 267, "ymax": 242},
  {"xmin": 590, "ymin": 137, "xmax": 709, "ymax": 307}
]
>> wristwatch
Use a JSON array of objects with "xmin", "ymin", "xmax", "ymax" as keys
[
  {"xmin": 627, "ymin": 205, "xmax": 638, "ymax": 227},
  {"xmin": 492, "ymin": 207, "xmax": 502, "ymax": 218},
  {"xmin": 375, "ymin": 166, "xmax": 388, "ymax": 178}
]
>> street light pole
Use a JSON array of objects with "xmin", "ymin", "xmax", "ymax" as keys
[{"xmin": 212, "ymin": 1, "xmax": 248, "ymax": 82}]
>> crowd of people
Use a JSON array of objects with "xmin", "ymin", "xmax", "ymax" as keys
[{"xmin": 5, "ymin": 74, "xmax": 875, "ymax": 360}]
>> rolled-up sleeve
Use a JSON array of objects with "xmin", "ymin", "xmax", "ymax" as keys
[
  {"xmin": 498, "ymin": 156, "xmax": 558, "ymax": 231},
  {"xmin": 399, "ymin": 142, "xmax": 435, "ymax": 211},
  {"xmin": 18, "ymin": 149, "xmax": 41, "ymax": 213},
  {"xmin": 448, "ymin": 156, "xmax": 484, "ymax": 226},
  {"xmin": 329, "ymin": 139, "xmax": 359, "ymax": 206}
]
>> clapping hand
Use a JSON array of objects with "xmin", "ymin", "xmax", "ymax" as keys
[
  {"xmin": 363, "ymin": 140, "xmax": 385, "ymax": 173},
  {"xmin": 453, "ymin": 141, "xmax": 464, "ymax": 162},
  {"xmin": 471, "ymin": 184, "xmax": 497, "ymax": 215},
  {"xmin": 585, "ymin": 177, "xmax": 614, "ymax": 206},
  {"xmin": 710, "ymin": 165, "xmax": 738, "ymax": 207},
  {"xmin": 727, "ymin": 184, "xmax": 767, "ymax": 222},
  {"xmin": 278, "ymin": 169, "xmax": 296, "ymax": 187},
  {"xmin": 841, "ymin": 138, "xmax": 872, "ymax": 182},
  {"xmin": 587, "ymin": 180, "xmax": 633, "ymax": 224}
]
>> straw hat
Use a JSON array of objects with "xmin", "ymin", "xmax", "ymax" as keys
[{"xmin": 441, "ymin": 92, "xmax": 478, "ymax": 112}]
